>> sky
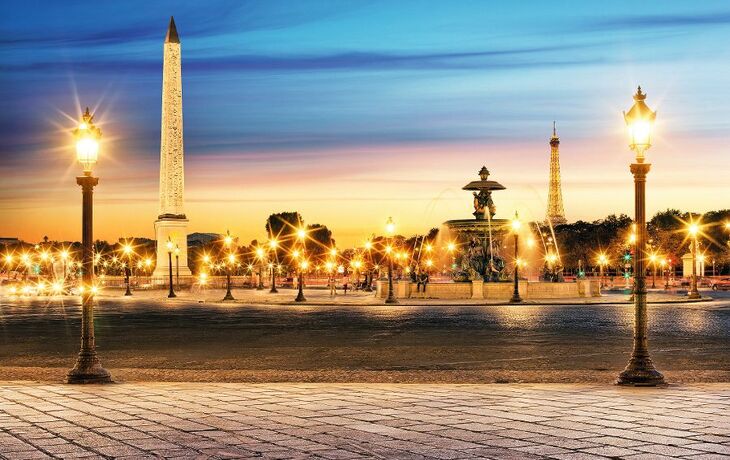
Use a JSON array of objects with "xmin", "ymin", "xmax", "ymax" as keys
[{"xmin": 1, "ymin": 0, "xmax": 729, "ymax": 246}]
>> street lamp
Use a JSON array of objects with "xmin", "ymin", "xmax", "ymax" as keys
[
  {"xmin": 122, "ymin": 243, "xmax": 133, "ymax": 296},
  {"xmin": 269, "ymin": 239, "xmax": 278, "ymax": 293},
  {"xmin": 223, "ymin": 230, "xmax": 235, "ymax": 301},
  {"xmin": 649, "ymin": 253, "xmax": 657, "ymax": 289},
  {"xmin": 295, "ymin": 228, "xmax": 307, "ymax": 302},
  {"xmin": 617, "ymin": 86, "xmax": 664, "ymax": 386},
  {"xmin": 255, "ymin": 246, "xmax": 265, "ymax": 290},
  {"xmin": 166, "ymin": 237, "xmax": 176, "ymax": 298},
  {"xmin": 687, "ymin": 222, "xmax": 701, "ymax": 299},
  {"xmin": 67, "ymin": 107, "xmax": 111, "ymax": 384},
  {"xmin": 385, "ymin": 217, "xmax": 398, "ymax": 304},
  {"xmin": 509, "ymin": 213, "xmax": 522, "ymax": 303},
  {"xmin": 597, "ymin": 253, "xmax": 608, "ymax": 289}
]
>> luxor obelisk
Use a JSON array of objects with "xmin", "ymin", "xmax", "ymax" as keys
[{"xmin": 153, "ymin": 16, "xmax": 191, "ymax": 279}]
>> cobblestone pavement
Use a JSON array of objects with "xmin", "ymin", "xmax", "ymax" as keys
[{"xmin": 1, "ymin": 383, "xmax": 729, "ymax": 459}]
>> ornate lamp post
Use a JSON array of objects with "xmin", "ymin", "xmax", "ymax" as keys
[
  {"xmin": 597, "ymin": 253, "xmax": 608, "ymax": 289},
  {"xmin": 269, "ymin": 239, "xmax": 278, "ymax": 293},
  {"xmin": 617, "ymin": 86, "xmax": 665, "ymax": 386},
  {"xmin": 509, "ymin": 213, "xmax": 522, "ymax": 303},
  {"xmin": 166, "ymin": 237, "xmax": 176, "ymax": 298},
  {"xmin": 255, "ymin": 247, "xmax": 265, "ymax": 290},
  {"xmin": 223, "ymin": 230, "xmax": 235, "ymax": 301},
  {"xmin": 174, "ymin": 245, "xmax": 180, "ymax": 290},
  {"xmin": 687, "ymin": 223, "xmax": 701, "ymax": 299},
  {"xmin": 122, "ymin": 243, "xmax": 133, "ymax": 296},
  {"xmin": 649, "ymin": 253, "xmax": 657, "ymax": 289},
  {"xmin": 363, "ymin": 240, "xmax": 374, "ymax": 292},
  {"xmin": 67, "ymin": 107, "xmax": 112, "ymax": 384},
  {"xmin": 385, "ymin": 217, "xmax": 398, "ymax": 304},
  {"xmin": 295, "ymin": 228, "xmax": 307, "ymax": 302}
]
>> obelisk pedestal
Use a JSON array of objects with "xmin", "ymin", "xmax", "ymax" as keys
[{"xmin": 152, "ymin": 17, "xmax": 191, "ymax": 280}]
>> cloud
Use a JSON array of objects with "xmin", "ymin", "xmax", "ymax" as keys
[
  {"xmin": 0, "ymin": 43, "xmax": 603, "ymax": 75},
  {"xmin": 586, "ymin": 11, "xmax": 730, "ymax": 31}
]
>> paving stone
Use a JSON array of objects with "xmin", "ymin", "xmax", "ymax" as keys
[{"xmin": 0, "ymin": 383, "xmax": 727, "ymax": 459}]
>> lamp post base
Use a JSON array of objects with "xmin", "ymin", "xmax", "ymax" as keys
[
  {"xmin": 223, "ymin": 291, "xmax": 234, "ymax": 301},
  {"xmin": 617, "ymin": 363, "xmax": 665, "ymax": 387},
  {"xmin": 687, "ymin": 291, "xmax": 701, "ymax": 299},
  {"xmin": 385, "ymin": 296, "xmax": 398, "ymax": 304},
  {"xmin": 509, "ymin": 295, "xmax": 522, "ymax": 304},
  {"xmin": 295, "ymin": 292, "xmax": 306, "ymax": 302},
  {"xmin": 67, "ymin": 353, "xmax": 112, "ymax": 384}
]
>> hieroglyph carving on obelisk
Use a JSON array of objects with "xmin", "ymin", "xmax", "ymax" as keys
[{"xmin": 153, "ymin": 16, "xmax": 191, "ymax": 278}]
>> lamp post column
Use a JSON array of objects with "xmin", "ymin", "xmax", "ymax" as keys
[
  {"xmin": 224, "ymin": 264, "xmax": 233, "ymax": 300},
  {"xmin": 270, "ymin": 264, "xmax": 278, "ymax": 293},
  {"xmin": 510, "ymin": 232, "xmax": 521, "ymax": 303},
  {"xmin": 689, "ymin": 237, "xmax": 700, "ymax": 299},
  {"xmin": 295, "ymin": 265, "xmax": 306, "ymax": 302},
  {"xmin": 67, "ymin": 174, "xmax": 111, "ymax": 384},
  {"xmin": 385, "ymin": 251, "xmax": 397, "ymax": 304},
  {"xmin": 618, "ymin": 163, "xmax": 664, "ymax": 386},
  {"xmin": 167, "ymin": 249, "xmax": 176, "ymax": 298}
]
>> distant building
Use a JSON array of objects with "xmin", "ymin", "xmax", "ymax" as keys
[{"xmin": 0, "ymin": 237, "xmax": 20, "ymax": 246}]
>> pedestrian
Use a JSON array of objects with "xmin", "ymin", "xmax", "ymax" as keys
[{"xmin": 343, "ymin": 277, "xmax": 349, "ymax": 296}]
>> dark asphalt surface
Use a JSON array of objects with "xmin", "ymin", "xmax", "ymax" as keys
[{"xmin": 1, "ymin": 292, "xmax": 729, "ymax": 381}]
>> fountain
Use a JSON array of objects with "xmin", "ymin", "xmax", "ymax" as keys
[{"xmin": 444, "ymin": 166, "xmax": 510, "ymax": 282}]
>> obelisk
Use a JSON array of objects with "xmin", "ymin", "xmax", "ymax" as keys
[{"xmin": 153, "ymin": 16, "xmax": 191, "ymax": 279}]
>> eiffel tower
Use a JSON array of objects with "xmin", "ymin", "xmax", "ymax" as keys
[{"xmin": 546, "ymin": 122, "xmax": 567, "ymax": 226}]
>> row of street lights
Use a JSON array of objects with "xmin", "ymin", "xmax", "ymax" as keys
[{"xmin": 61, "ymin": 87, "xmax": 689, "ymax": 386}]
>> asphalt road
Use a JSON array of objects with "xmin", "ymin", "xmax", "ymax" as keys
[{"xmin": 1, "ymin": 291, "xmax": 729, "ymax": 382}]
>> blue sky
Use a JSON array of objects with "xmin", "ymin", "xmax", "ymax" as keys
[{"xmin": 1, "ymin": 1, "xmax": 730, "ymax": 244}]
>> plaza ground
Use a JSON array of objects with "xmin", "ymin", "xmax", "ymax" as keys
[
  {"xmin": 1, "ymin": 382, "xmax": 729, "ymax": 459},
  {"xmin": 1, "ymin": 288, "xmax": 728, "ymax": 383}
]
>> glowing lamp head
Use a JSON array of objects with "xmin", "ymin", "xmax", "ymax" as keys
[
  {"xmin": 3, "ymin": 254, "xmax": 12, "ymax": 264},
  {"xmin": 269, "ymin": 239, "xmax": 278, "ymax": 249},
  {"xmin": 385, "ymin": 216, "xmax": 395, "ymax": 236},
  {"xmin": 297, "ymin": 228, "xmax": 306, "ymax": 240},
  {"xmin": 224, "ymin": 231, "xmax": 233, "ymax": 247},
  {"xmin": 166, "ymin": 238, "xmax": 174, "ymax": 253},
  {"xmin": 300, "ymin": 260, "xmax": 309, "ymax": 270},
  {"xmin": 256, "ymin": 247, "xmax": 265, "ymax": 258},
  {"xmin": 425, "ymin": 243, "xmax": 433, "ymax": 252},
  {"xmin": 292, "ymin": 249, "xmax": 300, "ymax": 259},
  {"xmin": 628, "ymin": 233, "xmax": 637, "ymax": 244},
  {"xmin": 510, "ymin": 212, "xmax": 521, "ymax": 233},
  {"xmin": 123, "ymin": 244, "xmax": 132, "ymax": 255},
  {"xmin": 598, "ymin": 254, "xmax": 608, "ymax": 265},
  {"xmin": 364, "ymin": 241, "xmax": 372, "ymax": 250},
  {"xmin": 425, "ymin": 259, "xmax": 433, "ymax": 267},
  {"xmin": 227, "ymin": 254, "xmax": 235, "ymax": 264},
  {"xmin": 688, "ymin": 223, "xmax": 699, "ymax": 237},
  {"xmin": 649, "ymin": 253, "xmax": 657, "ymax": 263},
  {"xmin": 385, "ymin": 245, "xmax": 392, "ymax": 254},
  {"xmin": 145, "ymin": 258, "xmax": 152, "ymax": 267},
  {"xmin": 623, "ymin": 86, "xmax": 656, "ymax": 161},
  {"xmin": 61, "ymin": 250, "xmax": 69, "ymax": 260},
  {"xmin": 74, "ymin": 107, "xmax": 101, "ymax": 173},
  {"xmin": 447, "ymin": 242, "xmax": 456, "ymax": 253},
  {"xmin": 329, "ymin": 248, "xmax": 337, "ymax": 257}
]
